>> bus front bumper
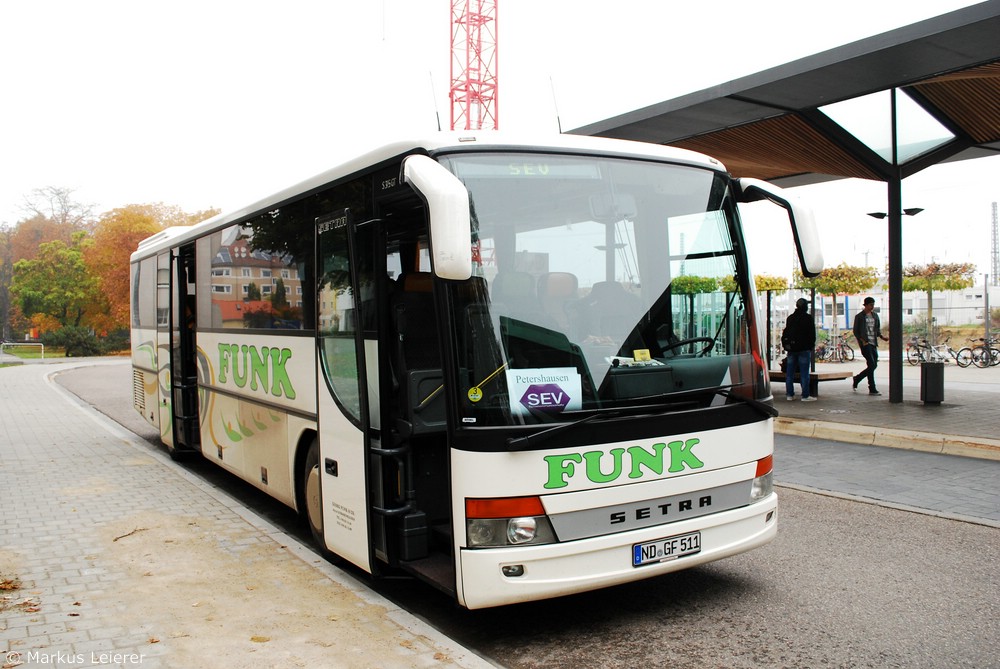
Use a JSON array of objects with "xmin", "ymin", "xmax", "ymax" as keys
[{"xmin": 457, "ymin": 493, "xmax": 777, "ymax": 609}]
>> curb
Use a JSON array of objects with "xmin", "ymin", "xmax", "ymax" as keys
[{"xmin": 775, "ymin": 416, "xmax": 1000, "ymax": 462}]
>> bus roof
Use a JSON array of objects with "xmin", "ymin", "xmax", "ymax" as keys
[{"xmin": 131, "ymin": 133, "xmax": 726, "ymax": 261}]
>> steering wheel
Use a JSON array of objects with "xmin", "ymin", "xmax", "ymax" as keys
[{"xmin": 662, "ymin": 337, "xmax": 715, "ymax": 357}]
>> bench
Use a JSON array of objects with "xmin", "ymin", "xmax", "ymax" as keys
[{"xmin": 769, "ymin": 370, "xmax": 852, "ymax": 397}]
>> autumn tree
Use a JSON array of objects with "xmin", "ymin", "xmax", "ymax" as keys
[
  {"xmin": 19, "ymin": 186, "xmax": 94, "ymax": 229},
  {"xmin": 82, "ymin": 204, "xmax": 220, "ymax": 332},
  {"xmin": 754, "ymin": 273, "xmax": 790, "ymax": 293},
  {"xmin": 796, "ymin": 263, "xmax": 879, "ymax": 335},
  {"xmin": 1, "ymin": 188, "xmax": 94, "ymax": 340},
  {"xmin": 11, "ymin": 232, "xmax": 100, "ymax": 331},
  {"xmin": 134, "ymin": 202, "xmax": 220, "ymax": 228},
  {"xmin": 84, "ymin": 206, "xmax": 163, "ymax": 331},
  {"xmin": 0, "ymin": 226, "xmax": 11, "ymax": 340},
  {"xmin": 902, "ymin": 262, "xmax": 976, "ymax": 342}
]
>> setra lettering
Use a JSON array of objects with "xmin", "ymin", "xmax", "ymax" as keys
[{"xmin": 609, "ymin": 495, "xmax": 714, "ymax": 525}]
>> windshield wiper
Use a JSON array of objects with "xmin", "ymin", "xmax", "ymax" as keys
[
  {"xmin": 506, "ymin": 411, "xmax": 624, "ymax": 451},
  {"xmin": 714, "ymin": 388, "xmax": 778, "ymax": 418},
  {"xmin": 505, "ymin": 385, "xmax": 776, "ymax": 451}
]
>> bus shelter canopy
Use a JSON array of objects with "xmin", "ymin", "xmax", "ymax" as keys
[{"xmin": 571, "ymin": 1, "xmax": 1000, "ymax": 185}]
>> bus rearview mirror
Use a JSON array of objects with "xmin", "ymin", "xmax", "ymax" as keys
[
  {"xmin": 402, "ymin": 155, "xmax": 473, "ymax": 281},
  {"xmin": 737, "ymin": 178, "xmax": 824, "ymax": 278}
]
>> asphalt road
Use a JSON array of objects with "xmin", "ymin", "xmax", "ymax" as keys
[{"xmin": 56, "ymin": 360, "xmax": 1000, "ymax": 669}]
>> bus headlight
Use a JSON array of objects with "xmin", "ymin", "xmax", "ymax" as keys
[
  {"xmin": 467, "ymin": 516, "xmax": 557, "ymax": 547},
  {"xmin": 750, "ymin": 471, "xmax": 773, "ymax": 502},
  {"xmin": 466, "ymin": 497, "xmax": 557, "ymax": 547},
  {"xmin": 507, "ymin": 517, "xmax": 537, "ymax": 544},
  {"xmin": 750, "ymin": 455, "xmax": 774, "ymax": 502}
]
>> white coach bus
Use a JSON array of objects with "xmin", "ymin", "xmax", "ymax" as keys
[{"xmin": 130, "ymin": 133, "xmax": 822, "ymax": 609}]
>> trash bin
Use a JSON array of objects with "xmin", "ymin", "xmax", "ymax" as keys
[{"xmin": 920, "ymin": 361, "xmax": 944, "ymax": 404}]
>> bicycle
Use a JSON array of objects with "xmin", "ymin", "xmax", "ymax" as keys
[
  {"xmin": 962, "ymin": 336, "xmax": 1000, "ymax": 368},
  {"xmin": 907, "ymin": 337, "xmax": 964, "ymax": 365},
  {"xmin": 816, "ymin": 332, "xmax": 854, "ymax": 362}
]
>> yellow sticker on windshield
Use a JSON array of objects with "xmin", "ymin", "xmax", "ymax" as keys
[
  {"xmin": 468, "ymin": 387, "xmax": 483, "ymax": 403},
  {"xmin": 634, "ymin": 349, "xmax": 651, "ymax": 361}
]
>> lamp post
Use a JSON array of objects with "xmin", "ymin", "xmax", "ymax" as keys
[{"xmin": 866, "ymin": 207, "xmax": 923, "ymax": 403}]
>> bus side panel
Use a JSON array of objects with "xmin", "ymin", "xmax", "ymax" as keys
[
  {"xmin": 450, "ymin": 419, "xmax": 774, "ymax": 608},
  {"xmin": 317, "ymin": 372, "xmax": 372, "ymax": 573},
  {"xmin": 130, "ymin": 327, "xmax": 160, "ymax": 430},
  {"xmin": 197, "ymin": 332, "xmax": 317, "ymax": 416},
  {"xmin": 195, "ymin": 332, "xmax": 317, "ymax": 508},
  {"xmin": 195, "ymin": 388, "xmax": 304, "ymax": 508}
]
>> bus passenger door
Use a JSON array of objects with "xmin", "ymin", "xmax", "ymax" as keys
[
  {"xmin": 315, "ymin": 210, "xmax": 374, "ymax": 573},
  {"xmin": 155, "ymin": 252, "xmax": 174, "ymax": 449},
  {"xmin": 169, "ymin": 245, "xmax": 200, "ymax": 455}
]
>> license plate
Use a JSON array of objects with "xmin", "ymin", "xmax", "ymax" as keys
[{"xmin": 632, "ymin": 531, "xmax": 701, "ymax": 567}]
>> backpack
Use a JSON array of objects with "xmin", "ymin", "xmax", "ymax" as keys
[{"xmin": 781, "ymin": 327, "xmax": 795, "ymax": 352}]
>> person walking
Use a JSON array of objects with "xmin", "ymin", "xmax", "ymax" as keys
[
  {"xmin": 851, "ymin": 296, "xmax": 888, "ymax": 395},
  {"xmin": 782, "ymin": 297, "xmax": 817, "ymax": 401}
]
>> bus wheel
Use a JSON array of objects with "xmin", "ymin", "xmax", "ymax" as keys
[{"xmin": 302, "ymin": 438, "xmax": 325, "ymax": 549}]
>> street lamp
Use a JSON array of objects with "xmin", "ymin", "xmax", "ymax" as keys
[
  {"xmin": 866, "ymin": 208, "xmax": 924, "ymax": 219},
  {"xmin": 865, "ymin": 207, "xmax": 924, "ymax": 404}
]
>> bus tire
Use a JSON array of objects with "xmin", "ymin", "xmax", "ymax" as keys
[{"xmin": 301, "ymin": 438, "xmax": 327, "ymax": 551}]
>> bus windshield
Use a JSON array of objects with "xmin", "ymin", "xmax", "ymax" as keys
[{"xmin": 437, "ymin": 152, "xmax": 756, "ymax": 427}]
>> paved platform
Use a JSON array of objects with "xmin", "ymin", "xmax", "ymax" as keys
[
  {"xmin": 0, "ymin": 360, "xmax": 493, "ymax": 669},
  {"xmin": 772, "ymin": 358, "xmax": 1000, "ymax": 461}
]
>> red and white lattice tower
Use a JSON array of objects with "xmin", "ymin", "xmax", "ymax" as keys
[{"xmin": 449, "ymin": 0, "xmax": 498, "ymax": 131}]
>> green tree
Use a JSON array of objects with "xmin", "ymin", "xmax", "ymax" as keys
[
  {"xmin": 902, "ymin": 262, "xmax": 975, "ymax": 342},
  {"xmin": 719, "ymin": 273, "xmax": 787, "ymax": 294},
  {"xmin": 11, "ymin": 232, "xmax": 99, "ymax": 330},
  {"xmin": 246, "ymin": 282, "xmax": 261, "ymax": 301},
  {"xmin": 671, "ymin": 275, "xmax": 718, "ymax": 294},
  {"xmin": 271, "ymin": 277, "xmax": 289, "ymax": 308},
  {"xmin": 797, "ymin": 263, "xmax": 879, "ymax": 335}
]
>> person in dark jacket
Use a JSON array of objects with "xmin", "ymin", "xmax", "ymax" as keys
[
  {"xmin": 851, "ymin": 296, "xmax": 888, "ymax": 395},
  {"xmin": 783, "ymin": 297, "xmax": 817, "ymax": 401}
]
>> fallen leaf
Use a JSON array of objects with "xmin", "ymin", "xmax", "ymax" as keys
[
  {"xmin": 148, "ymin": 637, "xmax": 160, "ymax": 644},
  {"xmin": 250, "ymin": 635, "xmax": 270, "ymax": 643}
]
